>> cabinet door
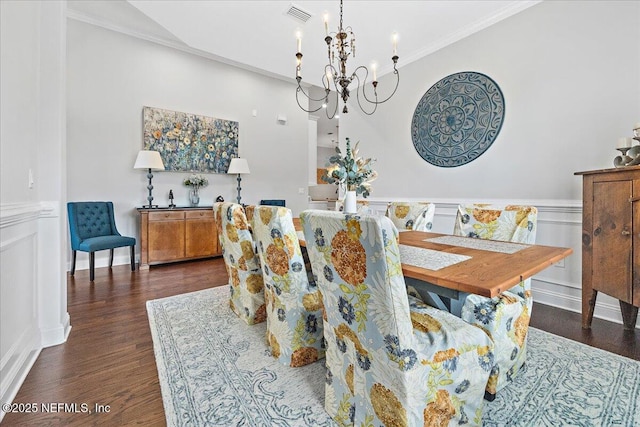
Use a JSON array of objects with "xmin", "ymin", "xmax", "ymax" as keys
[
  {"xmin": 185, "ymin": 211, "xmax": 217, "ymax": 258},
  {"xmin": 148, "ymin": 212, "xmax": 185, "ymax": 262},
  {"xmin": 592, "ymin": 180, "xmax": 632, "ymax": 302}
]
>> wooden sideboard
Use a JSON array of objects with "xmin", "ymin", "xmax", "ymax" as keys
[
  {"xmin": 575, "ymin": 166, "xmax": 640, "ymax": 329},
  {"xmin": 137, "ymin": 207, "xmax": 221, "ymax": 270}
]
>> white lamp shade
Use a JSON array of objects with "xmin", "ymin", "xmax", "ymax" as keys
[
  {"xmin": 227, "ymin": 158, "xmax": 250, "ymax": 174},
  {"xmin": 134, "ymin": 150, "xmax": 165, "ymax": 170}
]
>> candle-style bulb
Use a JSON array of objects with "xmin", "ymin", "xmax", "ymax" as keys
[
  {"xmin": 323, "ymin": 12, "xmax": 329, "ymax": 36},
  {"xmin": 617, "ymin": 137, "xmax": 632, "ymax": 148},
  {"xmin": 296, "ymin": 31, "xmax": 302, "ymax": 53},
  {"xmin": 392, "ymin": 32, "xmax": 398, "ymax": 56}
]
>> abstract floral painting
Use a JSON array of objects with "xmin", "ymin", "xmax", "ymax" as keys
[{"xmin": 143, "ymin": 106, "xmax": 239, "ymax": 173}]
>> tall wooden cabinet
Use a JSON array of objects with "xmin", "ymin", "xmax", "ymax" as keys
[
  {"xmin": 138, "ymin": 207, "xmax": 221, "ymax": 269},
  {"xmin": 575, "ymin": 166, "xmax": 640, "ymax": 329}
]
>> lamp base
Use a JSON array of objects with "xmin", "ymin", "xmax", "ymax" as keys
[
  {"xmin": 141, "ymin": 204, "xmax": 159, "ymax": 209},
  {"xmin": 144, "ymin": 169, "xmax": 159, "ymax": 209},
  {"xmin": 236, "ymin": 174, "xmax": 243, "ymax": 204}
]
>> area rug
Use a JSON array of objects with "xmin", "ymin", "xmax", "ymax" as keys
[{"xmin": 147, "ymin": 286, "xmax": 640, "ymax": 427}]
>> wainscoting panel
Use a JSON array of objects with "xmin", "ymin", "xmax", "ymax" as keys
[
  {"xmin": 0, "ymin": 204, "xmax": 42, "ymax": 412},
  {"xmin": 38, "ymin": 202, "xmax": 71, "ymax": 347}
]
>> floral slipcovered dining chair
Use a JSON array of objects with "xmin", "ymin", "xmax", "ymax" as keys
[
  {"xmin": 453, "ymin": 203, "xmax": 537, "ymax": 400},
  {"xmin": 214, "ymin": 202, "xmax": 266, "ymax": 325},
  {"xmin": 251, "ymin": 205, "xmax": 325, "ymax": 367},
  {"xmin": 386, "ymin": 201, "xmax": 436, "ymax": 231},
  {"xmin": 301, "ymin": 210, "xmax": 493, "ymax": 426}
]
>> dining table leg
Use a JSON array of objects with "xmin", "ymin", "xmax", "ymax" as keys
[{"xmin": 404, "ymin": 277, "xmax": 468, "ymax": 317}]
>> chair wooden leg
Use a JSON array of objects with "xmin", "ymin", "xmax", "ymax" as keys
[
  {"xmin": 70, "ymin": 251, "xmax": 77, "ymax": 275},
  {"xmin": 130, "ymin": 245, "xmax": 136, "ymax": 271},
  {"xmin": 109, "ymin": 249, "xmax": 114, "ymax": 268},
  {"xmin": 90, "ymin": 252, "xmax": 95, "ymax": 281}
]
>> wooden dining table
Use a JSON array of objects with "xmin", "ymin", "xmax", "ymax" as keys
[
  {"xmin": 295, "ymin": 219, "xmax": 573, "ymax": 316},
  {"xmin": 398, "ymin": 231, "xmax": 572, "ymax": 314}
]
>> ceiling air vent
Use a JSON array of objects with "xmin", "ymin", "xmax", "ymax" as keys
[{"xmin": 285, "ymin": 3, "xmax": 312, "ymax": 23}]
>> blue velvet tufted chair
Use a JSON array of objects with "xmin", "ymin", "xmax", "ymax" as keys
[{"xmin": 67, "ymin": 202, "xmax": 136, "ymax": 281}]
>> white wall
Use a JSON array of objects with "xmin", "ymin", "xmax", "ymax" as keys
[
  {"xmin": 1, "ymin": 0, "xmax": 69, "ymax": 419},
  {"xmin": 341, "ymin": 0, "xmax": 639, "ymax": 200},
  {"xmin": 340, "ymin": 0, "xmax": 640, "ymax": 327},
  {"xmin": 66, "ymin": 19, "xmax": 310, "ymax": 270}
]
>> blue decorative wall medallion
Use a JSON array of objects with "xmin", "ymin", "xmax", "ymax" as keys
[{"xmin": 411, "ymin": 71, "xmax": 505, "ymax": 167}]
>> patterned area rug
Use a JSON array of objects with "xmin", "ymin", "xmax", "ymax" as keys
[{"xmin": 147, "ymin": 286, "xmax": 640, "ymax": 427}]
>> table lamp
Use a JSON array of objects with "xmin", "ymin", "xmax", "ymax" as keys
[
  {"xmin": 134, "ymin": 150, "xmax": 165, "ymax": 208},
  {"xmin": 227, "ymin": 158, "xmax": 250, "ymax": 204}
]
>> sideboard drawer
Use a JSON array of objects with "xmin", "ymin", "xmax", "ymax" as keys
[
  {"xmin": 185, "ymin": 210, "xmax": 213, "ymax": 220},
  {"xmin": 149, "ymin": 211, "xmax": 184, "ymax": 221}
]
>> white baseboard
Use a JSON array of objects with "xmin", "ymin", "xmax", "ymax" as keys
[
  {"xmin": 41, "ymin": 312, "xmax": 72, "ymax": 348},
  {"xmin": 0, "ymin": 327, "xmax": 41, "ymax": 423},
  {"xmin": 70, "ymin": 253, "xmax": 137, "ymax": 272},
  {"xmin": 533, "ymin": 278, "xmax": 640, "ymax": 329}
]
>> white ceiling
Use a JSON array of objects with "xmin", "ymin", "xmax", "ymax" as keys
[{"xmin": 67, "ymin": 0, "xmax": 540, "ymax": 86}]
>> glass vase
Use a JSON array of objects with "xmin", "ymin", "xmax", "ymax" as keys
[{"xmin": 189, "ymin": 187, "xmax": 200, "ymax": 207}]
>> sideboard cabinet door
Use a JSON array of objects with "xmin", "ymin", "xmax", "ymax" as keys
[
  {"xmin": 148, "ymin": 211, "xmax": 185, "ymax": 263},
  {"xmin": 185, "ymin": 210, "xmax": 218, "ymax": 258},
  {"xmin": 591, "ymin": 180, "xmax": 632, "ymax": 302},
  {"xmin": 576, "ymin": 166, "xmax": 640, "ymax": 330}
]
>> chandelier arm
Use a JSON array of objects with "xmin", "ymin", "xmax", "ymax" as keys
[
  {"xmin": 352, "ymin": 73, "xmax": 379, "ymax": 116},
  {"xmin": 296, "ymin": 88, "xmax": 327, "ymax": 113},
  {"xmin": 355, "ymin": 66, "xmax": 400, "ymax": 105},
  {"xmin": 327, "ymin": 87, "xmax": 339, "ymax": 119},
  {"xmin": 322, "ymin": 75, "xmax": 340, "ymax": 119},
  {"xmin": 325, "ymin": 64, "xmax": 344, "ymax": 98},
  {"xmin": 296, "ymin": 81, "xmax": 330, "ymax": 102}
]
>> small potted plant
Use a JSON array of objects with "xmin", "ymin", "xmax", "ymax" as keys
[{"xmin": 183, "ymin": 174, "xmax": 209, "ymax": 207}]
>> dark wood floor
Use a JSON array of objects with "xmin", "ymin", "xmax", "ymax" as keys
[{"xmin": 3, "ymin": 258, "xmax": 638, "ymax": 426}]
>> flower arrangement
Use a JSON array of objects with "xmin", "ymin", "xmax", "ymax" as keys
[
  {"xmin": 183, "ymin": 174, "xmax": 209, "ymax": 189},
  {"xmin": 322, "ymin": 137, "xmax": 377, "ymax": 197}
]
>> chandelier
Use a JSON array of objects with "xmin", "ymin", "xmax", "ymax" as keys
[{"xmin": 295, "ymin": 0, "xmax": 400, "ymax": 119}]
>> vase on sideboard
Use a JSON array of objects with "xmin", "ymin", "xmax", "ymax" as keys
[
  {"xmin": 189, "ymin": 187, "xmax": 200, "ymax": 207},
  {"xmin": 344, "ymin": 190, "xmax": 357, "ymax": 214}
]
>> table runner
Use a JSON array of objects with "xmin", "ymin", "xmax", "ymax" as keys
[
  {"xmin": 425, "ymin": 235, "xmax": 529, "ymax": 254},
  {"xmin": 399, "ymin": 244, "xmax": 471, "ymax": 271}
]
